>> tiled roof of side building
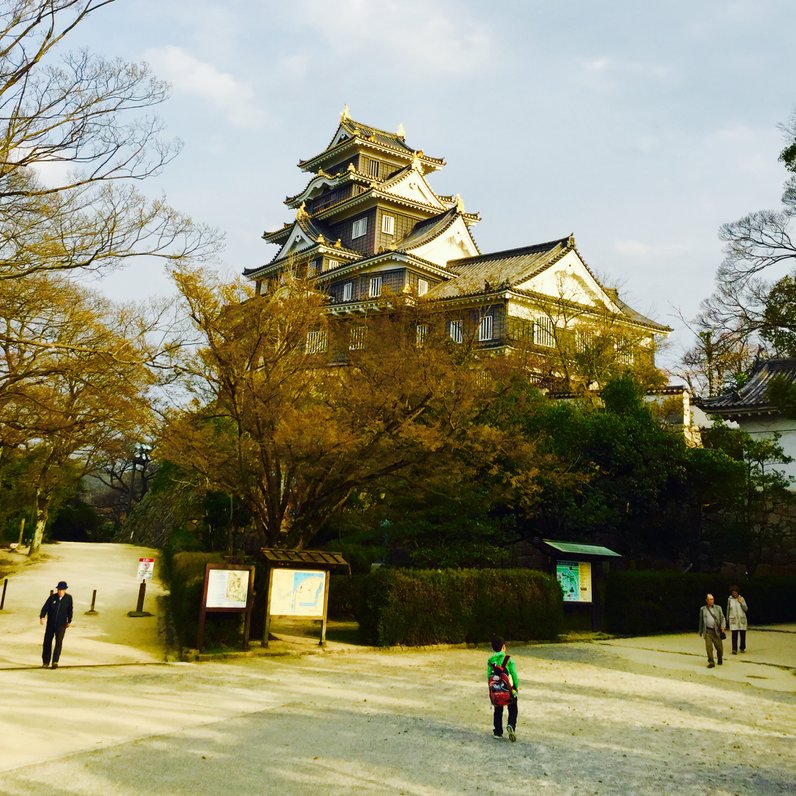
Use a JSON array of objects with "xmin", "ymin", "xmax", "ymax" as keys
[
  {"xmin": 426, "ymin": 238, "xmax": 570, "ymax": 299},
  {"xmin": 700, "ymin": 358, "xmax": 796, "ymax": 413}
]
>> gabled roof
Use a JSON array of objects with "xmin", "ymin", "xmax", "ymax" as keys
[
  {"xmin": 700, "ymin": 358, "xmax": 796, "ymax": 416},
  {"xmin": 396, "ymin": 207, "xmax": 464, "ymax": 250},
  {"xmin": 427, "ymin": 237, "xmax": 572, "ymax": 299},
  {"xmin": 298, "ymin": 110, "xmax": 444, "ymax": 173}
]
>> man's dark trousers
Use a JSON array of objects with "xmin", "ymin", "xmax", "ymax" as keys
[{"xmin": 42, "ymin": 623, "xmax": 67, "ymax": 666}]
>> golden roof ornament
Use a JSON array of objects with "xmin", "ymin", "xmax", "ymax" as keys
[
  {"xmin": 396, "ymin": 122, "xmax": 406, "ymax": 139},
  {"xmin": 334, "ymin": 239, "xmax": 342, "ymax": 248},
  {"xmin": 317, "ymin": 233, "xmax": 326, "ymax": 244},
  {"xmin": 296, "ymin": 202, "xmax": 309, "ymax": 221},
  {"xmin": 340, "ymin": 104, "xmax": 350, "ymax": 122},
  {"xmin": 567, "ymin": 233, "xmax": 575, "ymax": 247},
  {"xmin": 411, "ymin": 150, "xmax": 422, "ymax": 170},
  {"xmin": 455, "ymin": 194, "xmax": 465, "ymax": 213}
]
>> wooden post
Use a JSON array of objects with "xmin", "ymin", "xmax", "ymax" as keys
[
  {"xmin": 319, "ymin": 570, "xmax": 331, "ymax": 646},
  {"xmin": 263, "ymin": 568, "xmax": 273, "ymax": 649},
  {"xmin": 0, "ymin": 578, "xmax": 7, "ymax": 610},
  {"xmin": 85, "ymin": 589, "xmax": 98, "ymax": 615},
  {"xmin": 127, "ymin": 582, "xmax": 152, "ymax": 617}
]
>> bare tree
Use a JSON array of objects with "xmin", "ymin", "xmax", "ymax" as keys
[{"xmin": 0, "ymin": 0, "xmax": 221, "ymax": 281}]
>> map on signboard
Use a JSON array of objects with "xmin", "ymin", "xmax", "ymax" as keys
[
  {"xmin": 270, "ymin": 569, "xmax": 327, "ymax": 617},
  {"xmin": 556, "ymin": 560, "xmax": 592, "ymax": 603},
  {"xmin": 206, "ymin": 569, "xmax": 250, "ymax": 609}
]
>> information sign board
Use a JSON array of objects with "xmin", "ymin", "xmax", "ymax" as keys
[
  {"xmin": 269, "ymin": 569, "xmax": 327, "ymax": 617},
  {"xmin": 205, "ymin": 568, "xmax": 251, "ymax": 609},
  {"xmin": 556, "ymin": 559, "xmax": 592, "ymax": 603}
]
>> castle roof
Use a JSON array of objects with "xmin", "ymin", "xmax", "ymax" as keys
[
  {"xmin": 297, "ymin": 110, "xmax": 444, "ymax": 173},
  {"xmin": 700, "ymin": 358, "xmax": 796, "ymax": 417}
]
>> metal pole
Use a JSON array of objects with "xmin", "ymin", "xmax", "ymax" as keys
[
  {"xmin": 0, "ymin": 578, "xmax": 7, "ymax": 610},
  {"xmin": 85, "ymin": 589, "xmax": 98, "ymax": 615},
  {"xmin": 136, "ymin": 581, "xmax": 146, "ymax": 613}
]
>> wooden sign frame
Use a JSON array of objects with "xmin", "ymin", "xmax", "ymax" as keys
[{"xmin": 197, "ymin": 563, "xmax": 255, "ymax": 651}]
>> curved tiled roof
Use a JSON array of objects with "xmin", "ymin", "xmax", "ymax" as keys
[
  {"xmin": 427, "ymin": 238, "xmax": 571, "ymax": 299},
  {"xmin": 700, "ymin": 358, "xmax": 796, "ymax": 415},
  {"xmin": 395, "ymin": 207, "xmax": 461, "ymax": 251},
  {"xmin": 299, "ymin": 115, "xmax": 444, "ymax": 171}
]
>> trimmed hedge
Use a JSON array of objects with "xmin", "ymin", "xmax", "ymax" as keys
[
  {"xmin": 605, "ymin": 571, "xmax": 796, "ymax": 635},
  {"xmin": 356, "ymin": 568, "xmax": 563, "ymax": 646}
]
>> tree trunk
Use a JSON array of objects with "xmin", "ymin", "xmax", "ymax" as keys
[{"xmin": 28, "ymin": 487, "xmax": 51, "ymax": 556}]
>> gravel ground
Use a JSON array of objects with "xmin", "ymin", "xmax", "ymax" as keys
[{"xmin": 0, "ymin": 543, "xmax": 794, "ymax": 795}]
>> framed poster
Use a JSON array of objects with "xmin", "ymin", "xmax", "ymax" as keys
[
  {"xmin": 197, "ymin": 563, "xmax": 255, "ymax": 651},
  {"xmin": 556, "ymin": 560, "xmax": 593, "ymax": 603},
  {"xmin": 269, "ymin": 569, "xmax": 327, "ymax": 617},
  {"xmin": 205, "ymin": 568, "xmax": 251, "ymax": 609}
]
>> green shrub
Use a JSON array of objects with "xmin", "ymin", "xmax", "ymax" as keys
[
  {"xmin": 605, "ymin": 571, "xmax": 796, "ymax": 634},
  {"xmin": 167, "ymin": 551, "xmax": 244, "ymax": 649},
  {"xmin": 356, "ymin": 568, "xmax": 563, "ymax": 646}
]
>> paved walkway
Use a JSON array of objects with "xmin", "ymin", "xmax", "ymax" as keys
[{"xmin": 0, "ymin": 542, "xmax": 166, "ymax": 669}]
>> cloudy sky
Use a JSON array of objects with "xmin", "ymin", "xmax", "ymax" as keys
[{"xmin": 68, "ymin": 0, "xmax": 795, "ymax": 374}]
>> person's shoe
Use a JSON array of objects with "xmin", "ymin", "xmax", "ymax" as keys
[
  {"xmin": 717, "ymin": 659, "xmax": 723, "ymax": 665},
  {"xmin": 507, "ymin": 725, "xmax": 516, "ymax": 742},
  {"xmin": 492, "ymin": 732, "xmax": 503, "ymax": 739},
  {"xmin": 707, "ymin": 662, "xmax": 715, "ymax": 668},
  {"xmin": 740, "ymin": 649, "xmax": 746, "ymax": 653},
  {"xmin": 731, "ymin": 650, "xmax": 737, "ymax": 654},
  {"xmin": 51, "ymin": 663, "xmax": 58, "ymax": 669},
  {"xmin": 41, "ymin": 663, "xmax": 49, "ymax": 668}
]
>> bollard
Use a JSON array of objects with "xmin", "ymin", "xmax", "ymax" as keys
[
  {"xmin": 127, "ymin": 581, "xmax": 152, "ymax": 617},
  {"xmin": 0, "ymin": 578, "xmax": 7, "ymax": 610},
  {"xmin": 84, "ymin": 588, "xmax": 98, "ymax": 615}
]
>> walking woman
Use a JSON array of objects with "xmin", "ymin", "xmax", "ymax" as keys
[{"xmin": 726, "ymin": 585, "xmax": 749, "ymax": 654}]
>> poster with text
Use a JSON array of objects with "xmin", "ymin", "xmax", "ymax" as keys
[
  {"xmin": 269, "ymin": 569, "xmax": 327, "ymax": 617},
  {"xmin": 556, "ymin": 560, "xmax": 592, "ymax": 603},
  {"xmin": 206, "ymin": 569, "xmax": 250, "ymax": 609}
]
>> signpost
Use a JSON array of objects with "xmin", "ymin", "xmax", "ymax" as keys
[
  {"xmin": 197, "ymin": 564, "xmax": 255, "ymax": 651},
  {"xmin": 128, "ymin": 557, "xmax": 155, "ymax": 617},
  {"xmin": 542, "ymin": 540, "xmax": 621, "ymax": 631},
  {"xmin": 259, "ymin": 548, "xmax": 348, "ymax": 648}
]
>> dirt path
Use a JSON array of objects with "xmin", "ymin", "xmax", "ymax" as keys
[
  {"xmin": 0, "ymin": 542, "xmax": 166, "ymax": 668},
  {"xmin": 0, "ymin": 543, "xmax": 794, "ymax": 794}
]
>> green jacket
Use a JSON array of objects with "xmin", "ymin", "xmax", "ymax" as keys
[{"xmin": 487, "ymin": 651, "xmax": 519, "ymax": 693}]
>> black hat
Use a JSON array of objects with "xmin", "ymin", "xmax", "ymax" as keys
[{"xmin": 56, "ymin": 581, "xmax": 68, "ymax": 590}]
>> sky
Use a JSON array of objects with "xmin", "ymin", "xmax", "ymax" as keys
[{"xmin": 65, "ymin": 0, "xmax": 796, "ymax": 376}]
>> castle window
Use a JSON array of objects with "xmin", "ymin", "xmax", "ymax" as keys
[
  {"xmin": 368, "ymin": 159, "xmax": 380, "ymax": 178},
  {"xmin": 416, "ymin": 324, "xmax": 428, "ymax": 346},
  {"xmin": 449, "ymin": 319, "xmax": 463, "ymax": 344},
  {"xmin": 342, "ymin": 281, "xmax": 353, "ymax": 302},
  {"xmin": 352, "ymin": 217, "xmax": 367, "ymax": 239},
  {"xmin": 327, "ymin": 258, "xmax": 339, "ymax": 270},
  {"xmin": 369, "ymin": 275, "xmax": 382, "ymax": 298},
  {"xmin": 615, "ymin": 339, "xmax": 635, "ymax": 365},
  {"xmin": 306, "ymin": 329, "xmax": 328, "ymax": 354},
  {"xmin": 382, "ymin": 214, "xmax": 395, "ymax": 235},
  {"xmin": 417, "ymin": 278, "xmax": 428, "ymax": 296},
  {"xmin": 478, "ymin": 314, "xmax": 493, "ymax": 342},
  {"xmin": 534, "ymin": 316, "xmax": 555, "ymax": 347},
  {"xmin": 349, "ymin": 325, "xmax": 366, "ymax": 350}
]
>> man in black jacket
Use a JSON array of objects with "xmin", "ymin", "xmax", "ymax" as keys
[{"xmin": 40, "ymin": 580, "xmax": 73, "ymax": 669}]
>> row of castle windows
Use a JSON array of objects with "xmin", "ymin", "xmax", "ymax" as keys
[{"xmin": 351, "ymin": 213, "xmax": 395, "ymax": 239}]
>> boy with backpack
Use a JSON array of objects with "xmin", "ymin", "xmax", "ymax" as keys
[{"xmin": 487, "ymin": 634, "xmax": 518, "ymax": 741}]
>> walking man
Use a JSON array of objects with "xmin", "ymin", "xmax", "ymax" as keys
[
  {"xmin": 40, "ymin": 581, "xmax": 73, "ymax": 669},
  {"xmin": 698, "ymin": 593, "xmax": 725, "ymax": 669}
]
